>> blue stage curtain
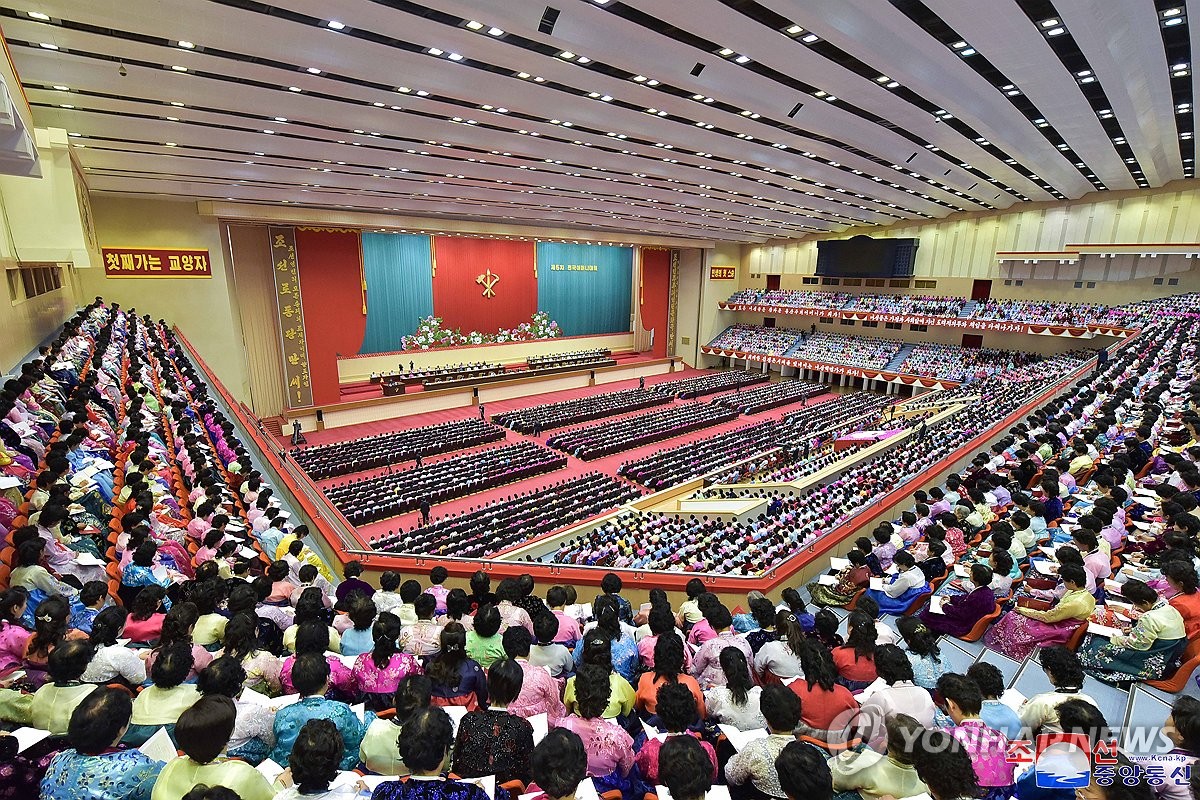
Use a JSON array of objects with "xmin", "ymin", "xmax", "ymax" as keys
[
  {"xmin": 360, "ymin": 232, "xmax": 434, "ymax": 353},
  {"xmin": 536, "ymin": 242, "xmax": 633, "ymax": 336}
]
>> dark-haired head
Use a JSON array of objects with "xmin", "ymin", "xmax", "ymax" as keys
[
  {"xmin": 399, "ymin": 707, "xmax": 454, "ymax": 774},
  {"xmin": 761, "ymin": 684, "xmax": 801, "ymax": 733},
  {"xmin": 292, "ymin": 652, "xmax": 331, "ymax": 696},
  {"xmin": 473, "ymin": 604, "xmax": 502, "ymax": 638},
  {"xmin": 1040, "ymin": 646, "xmax": 1084, "ymax": 690},
  {"xmin": 913, "ymin": 729, "xmax": 980, "ymax": 800},
  {"xmin": 67, "ymin": 686, "xmax": 129, "ymax": 754},
  {"xmin": 176, "ymin": 694, "xmax": 236, "ymax": 764},
  {"xmin": 658, "ymin": 735, "xmax": 713, "ymax": 800},
  {"xmin": 48, "ymin": 639, "xmax": 93, "ymax": 684},
  {"xmin": 874, "ymin": 644, "xmax": 915, "ymax": 685},
  {"xmin": 531, "ymin": 728, "xmax": 587, "ymax": 800},
  {"xmin": 290, "ymin": 719, "xmax": 344, "ymax": 793},
  {"xmin": 487, "ymin": 659, "xmax": 525, "ymax": 707},
  {"xmin": 197, "ymin": 655, "xmax": 248, "ymax": 699},
  {"xmin": 776, "ymin": 740, "xmax": 833, "ymax": 800},
  {"xmin": 573, "ymin": 664, "xmax": 612, "ymax": 720}
]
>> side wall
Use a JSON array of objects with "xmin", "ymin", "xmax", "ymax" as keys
[
  {"xmin": 737, "ymin": 184, "xmax": 1200, "ymax": 305},
  {"xmin": 80, "ymin": 196, "xmax": 251, "ymax": 400}
]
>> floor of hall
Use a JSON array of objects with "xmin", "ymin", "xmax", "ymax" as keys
[{"xmin": 282, "ymin": 367, "xmax": 865, "ymax": 547}]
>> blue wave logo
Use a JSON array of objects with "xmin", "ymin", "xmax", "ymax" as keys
[{"xmin": 1036, "ymin": 742, "xmax": 1092, "ymax": 788}]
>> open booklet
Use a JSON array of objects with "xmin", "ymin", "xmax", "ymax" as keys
[{"xmin": 927, "ymin": 595, "xmax": 946, "ymax": 615}]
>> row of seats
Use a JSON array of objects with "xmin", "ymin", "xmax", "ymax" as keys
[
  {"xmin": 291, "ymin": 418, "xmax": 504, "ymax": 480},
  {"xmin": 325, "ymin": 441, "xmax": 567, "ymax": 525}
]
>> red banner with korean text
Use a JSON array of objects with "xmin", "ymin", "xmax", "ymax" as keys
[
  {"xmin": 267, "ymin": 227, "xmax": 314, "ymax": 409},
  {"xmin": 102, "ymin": 247, "xmax": 212, "ymax": 278}
]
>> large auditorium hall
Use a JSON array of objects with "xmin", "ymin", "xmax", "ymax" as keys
[{"xmin": 3, "ymin": 2, "xmax": 1200, "ymax": 799}]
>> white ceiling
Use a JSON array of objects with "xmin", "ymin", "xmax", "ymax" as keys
[{"xmin": 2, "ymin": 0, "xmax": 1193, "ymax": 242}]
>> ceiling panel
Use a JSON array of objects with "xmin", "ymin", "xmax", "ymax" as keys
[{"xmin": 1, "ymin": 0, "xmax": 1191, "ymax": 241}]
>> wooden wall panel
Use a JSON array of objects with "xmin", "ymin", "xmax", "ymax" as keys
[{"xmin": 227, "ymin": 224, "xmax": 288, "ymax": 418}]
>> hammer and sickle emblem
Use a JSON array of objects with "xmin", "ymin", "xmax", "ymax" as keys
[{"xmin": 476, "ymin": 269, "xmax": 500, "ymax": 298}]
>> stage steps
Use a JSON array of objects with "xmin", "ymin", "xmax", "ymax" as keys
[{"xmin": 883, "ymin": 343, "xmax": 916, "ymax": 371}]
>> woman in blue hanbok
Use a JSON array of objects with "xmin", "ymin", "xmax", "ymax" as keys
[{"xmin": 862, "ymin": 552, "xmax": 930, "ymax": 615}]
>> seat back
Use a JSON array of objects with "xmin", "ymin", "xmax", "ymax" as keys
[{"xmin": 1148, "ymin": 638, "xmax": 1200, "ymax": 693}]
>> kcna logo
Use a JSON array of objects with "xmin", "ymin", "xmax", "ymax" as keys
[{"xmin": 1006, "ymin": 733, "xmax": 1118, "ymax": 788}]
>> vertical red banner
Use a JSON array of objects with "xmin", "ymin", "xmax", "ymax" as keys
[
  {"xmin": 294, "ymin": 228, "xmax": 367, "ymax": 406},
  {"xmin": 431, "ymin": 237, "xmax": 536, "ymax": 333},
  {"xmin": 640, "ymin": 248, "xmax": 671, "ymax": 358}
]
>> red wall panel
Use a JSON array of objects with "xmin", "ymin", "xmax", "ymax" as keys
[
  {"xmin": 640, "ymin": 248, "xmax": 671, "ymax": 358},
  {"xmin": 295, "ymin": 228, "xmax": 367, "ymax": 406},
  {"xmin": 431, "ymin": 237, "xmax": 536, "ymax": 333}
]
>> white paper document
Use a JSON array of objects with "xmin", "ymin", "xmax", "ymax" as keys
[
  {"xmin": 928, "ymin": 595, "xmax": 946, "ymax": 614},
  {"xmin": 999, "ymin": 688, "xmax": 1027, "ymax": 712},
  {"xmin": 139, "ymin": 726, "xmax": 178, "ymax": 762},
  {"xmin": 718, "ymin": 724, "xmax": 768, "ymax": 751},
  {"xmin": 528, "ymin": 712, "xmax": 549, "ymax": 744},
  {"xmin": 869, "ymin": 577, "xmax": 885, "ymax": 591},
  {"xmin": 816, "ymin": 575, "xmax": 839, "ymax": 586},
  {"xmin": 9, "ymin": 727, "xmax": 51, "ymax": 753},
  {"xmin": 829, "ymin": 557, "xmax": 850, "ymax": 570},
  {"xmin": 1088, "ymin": 622, "xmax": 1122, "ymax": 638}
]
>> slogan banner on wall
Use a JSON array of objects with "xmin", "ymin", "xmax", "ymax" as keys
[
  {"xmin": 102, "ymin": 247, "xmax": 212, "ymax": 278},
  {"xmin": 268, "ymin": 226, "xmax": 314, "ymax": 408},
  {"xmin": 709, "ymin": 265, "xmax": 736, "ymax": 280}
]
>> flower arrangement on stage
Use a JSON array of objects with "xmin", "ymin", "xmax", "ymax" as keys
[{"xmin": 400, "ymin": 311, "xmax": 562, "ymax": 350}]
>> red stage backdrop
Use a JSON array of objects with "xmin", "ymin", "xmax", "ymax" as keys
[
  {"xmin": 295, "ymin": 228, "xmax": 367, "ymax": 406},
  {"xmin": 431, "ymin": 237, "xmax": 536, "ymax": 333},
  {"xmin": 640, "ymin": 248, "xmax": 671, "ymax": 358}
]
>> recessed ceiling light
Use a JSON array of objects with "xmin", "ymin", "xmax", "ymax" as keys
[
  {"xmin": 960, "ymin": 48, "xmax": 976, "ymax": 56},
  {"xmin": 886, "ymin": 81, "xmax": 900, "ymax": 88},
  {"xmin": 1165, "ymin": 17, "xmax": 1184, "ymax": 25},
  {"xmin": 801, "ymin": 34, "xmax": 819, "ymax": 43},
  {"xmin": 262, "ymin": 129, "xmax": 274, "ymax": 134},
  {"xmin": 166, "ymin": 116, "xmax": 178, "ymax": 121},
  {"xmin": 287, "ymin": 86, "xmax": 302, "ymax": 92},
  {"xmin": 558, "ymin": 51, "xmax": 576, "ymax": 59},
  {"xmin": 428, "ymin": 47, "xmax": 443, "ymax": 55},
  {"xmin": 52, "ymin": 84, "xmax": 69, "ymax": 91},
  {"xmin": 1163, "ymin": 8, "xmax": 1182, "ymax": 17},
  {"xmin": 786, "ymin": 25, "xmax": 803, "ymax": 34},
  {"xmin": 28, "ymin": 11, "xmax": 50, "ymax": 20},
  {"xmin": 274, "ymin": 116, "xmax": 287, "ymax": 122},
  {"xmin": 177, "ymin": 40, "xmax": 195, "ymax": 49},
  {"xmin": 718, "ymin": 48, "xmax": 734, "ymax": 56},
  {"xmin": 487, "ymin": 27, "xmax": 504, "ymax": 36},
  {"xmin": 171, "ymin": 65, "xmax": 188, "ymax": 71},
  {"xmin": 734, "ymin": 55, "xmax": 750, "ymax": 63},
  {"xmin": 59, "ymin": 103, "xmax": 73, "ymax": 108},
  {"xmin": 465, "ymin": 20, "xmax": 483, "ymax": 30},
  {"xmin": 170, "ymin": 101, "xmax": 184, "ymax": 106},
  {"xmin": 326, "ymin": 20, "xmax": 345, "ymax": 30},
  {"xmin": 447, "ymin": 52, "xmax": 463, "ymax": 61},
  {"xmin": 416, "ymin": 90, "xmax": 429, "ymax": 96},
  {"xmin": 306, "ymin": 67, "xmax": 322, "ymax": 74},
  {"xmin": 39, "ymin": 42, "xmax": 58, "ymax": 50},
  {"xmin": 1046, "ymin": 26, "xmax": 1065, "ymax": 36}
]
